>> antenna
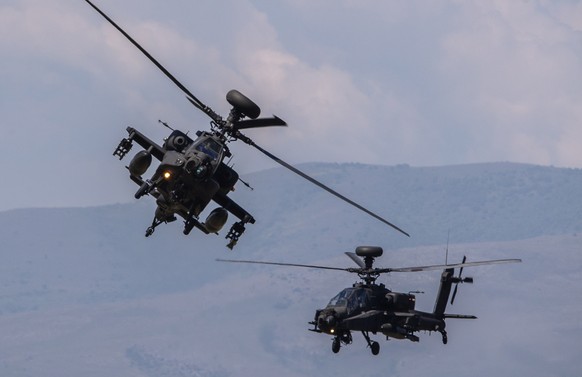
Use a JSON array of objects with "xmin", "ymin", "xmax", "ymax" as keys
[
  {"xmin": 238, "ymin": 177, "xmax": 254, "ymax": 190},
  {"xmin": 158, "ymin": 119, "xmax": 174, "ymax": 131},
  {"xmin": 445, "ymin": 230, "xmax": 450, "ymax": 265}
]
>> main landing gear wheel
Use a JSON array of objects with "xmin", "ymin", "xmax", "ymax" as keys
[
  {"xmin": 362, "ymin": 331, "xmax": 380, "ymax": 355},
  {"xmin": 145, "ymin": 227, "xmax": 154, "ymax": 237},
  {"xmin": 332, "ymin": 337, "xmax": 341, "ymax": 353},
  {"xmin": 370, "ymin": 341, "xmax": 380, "ymax": 356}
]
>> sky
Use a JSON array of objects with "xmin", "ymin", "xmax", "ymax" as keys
[{"xmin": 1, "ymin": 0, "xmax": 582, "ymax": 211}]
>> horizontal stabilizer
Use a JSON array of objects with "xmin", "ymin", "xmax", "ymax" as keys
[{"xmin": 443, "ymin": 314, "xmax": 477, "ymax": 319}]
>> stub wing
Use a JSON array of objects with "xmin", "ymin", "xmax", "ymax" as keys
[
  {"xmin": 126, "ymin": 127, "xmax": 166, "ymax": 161},
  {"xmin": 212, "ymin": 192, "xmax": 255, "ymax": 224}
]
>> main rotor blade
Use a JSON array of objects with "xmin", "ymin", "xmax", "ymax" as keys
[
  {"xmin": 233, "ymin": 116, "xmax": 288, "ymax": 130},
  {"xmin": 345, "ymin": 252, "xmax": 366, "ymax": 268},
  {"xmin": 84, "ymin": 0, "xmax": 218, "ymax": 121},
  {"xmin": 216, "ymin": 258, "xmax": 349, "ymax": 272},
  {"xmin": 240, "ymin": 138, "xmax": 409, "ymax": 237},
  {"xmin": 458, "ymin": 255, "xmax": 467, "ymax": 278},
  {"xmin": 384, "ymin": 258, "xmax": 522, "ymax": 273}
]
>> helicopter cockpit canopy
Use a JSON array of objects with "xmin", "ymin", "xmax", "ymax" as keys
[
  {"xmin": 327, "ymin": 287, "xmax": 370, "ymax": 314},
  {"xmin": 193, "ymin": 137, "xmax": 223, "ymax": 162},
  {"xmin": 181, "ymin": 135, "xmax": 225, "ymax": 179}
]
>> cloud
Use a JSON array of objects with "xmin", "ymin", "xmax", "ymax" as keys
[
  {"xmin": 1, "ymin": 0, "xmax": 581, "ymax": 210},
  {"xmin": 435, "ymin": 1, "xmax": 582, "ymax": 165}
]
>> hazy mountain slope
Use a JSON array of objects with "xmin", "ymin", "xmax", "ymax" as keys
[
  {"xmin": 0, "ymin": 162, "xmax": 580, "ymax": 376},
  {"xmin": 0, "ymin": 235, "xmax": 579, "ymax": 377},
  {"xmin": 228, "ymin": 162, "xmax": 582, "ymax": 259},
  {"xmin": 1, "ymin": 162, "xmax": 579, "ymax": 311}
]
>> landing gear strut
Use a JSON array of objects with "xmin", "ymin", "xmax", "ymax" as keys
[
  {"xmin": 330, "ymin": 331, "xmax": 352, "ymax": 354},
  {"xmin": 145, "ymin": 217, "xmax": 162, "ymax": 237},
  {"xmin": 362, "ymin": 331, "xmax": 380, "ymax": 355},
  {"xmin": 144, "ymin": 215, "xmax": 176, "ymax": 237}
]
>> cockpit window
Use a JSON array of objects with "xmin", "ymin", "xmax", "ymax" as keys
[
  {"xmin": 328, "ymin": 288, "xmax": 370, "ymax": 313},
  {"xmin": 328, "ymin": 288, "xmax": 354, "ymax": 308},
  {"xmin": 195, "ymin": 138, "xmax": 222, "ymax": 160},
  {"xmin": 353, "ymin": 288, "xmax": 369, "ymax": 308}
]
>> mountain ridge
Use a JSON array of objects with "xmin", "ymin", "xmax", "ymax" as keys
[{"xmin": 0, "ymin": 162, "xmax": 580, "ymax": 376}]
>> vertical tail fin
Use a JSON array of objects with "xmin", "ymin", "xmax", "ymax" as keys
[{"xmin": 433, "ymin": 268, "xmax": 455, "ymax": 317}]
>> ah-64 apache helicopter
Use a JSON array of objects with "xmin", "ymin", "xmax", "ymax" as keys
[
  {"xmin": 218, "ymin": 246, "xmax": 521, "ymax": 354},
  {"xmin": 85, "ymin": 0, "xmax": 409, "ymax": 249}
]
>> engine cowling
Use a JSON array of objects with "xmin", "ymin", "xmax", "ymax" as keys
[
  {"xmin": 163, "ymin": 130, "xmax": 192, "ymax": 152},
  {"xmin": 385, "ymin": 292, "xmax": 416, "ymax": 311}
]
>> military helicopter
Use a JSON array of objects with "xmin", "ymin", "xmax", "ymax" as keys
[
  {"xmin": 85, "ymin": 0, "xmax": 409, "ymax": 249},
  {"xmin": 218, "ymin": 246, "xmax": 521, "ymax": 354}
]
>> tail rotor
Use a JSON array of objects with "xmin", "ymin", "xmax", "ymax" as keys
[{"xmin": 450, "ymin": 256, "xmax": 474, "ymax": 305}]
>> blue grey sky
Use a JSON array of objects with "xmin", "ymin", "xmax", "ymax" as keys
[{"xmin": 1, "ymin": 0, "xmax": 581, "ymax": 211}]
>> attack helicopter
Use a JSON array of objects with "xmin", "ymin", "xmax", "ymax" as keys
[
  {"xmin": 85, "ymin": 0, "xmax": 409, "ymax": 249},
  {"xmin": 218, "ymin": 246, "xmax": 521, "ymax": 355}
]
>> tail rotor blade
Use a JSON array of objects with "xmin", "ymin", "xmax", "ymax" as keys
[
  {"xmin": 451, "ymin": 255, "xmax": 467, "ymax": 305},
  {"xmin": 450, "ymin": 284, "xmax": 459, "ymax": 305}
]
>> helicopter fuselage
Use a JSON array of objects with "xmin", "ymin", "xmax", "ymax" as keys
[
  {"xmin": 115, "ymin": 126, "xmax": 254, "ymax": 247},
  {"xmin": 310, "ymin": 267, "xmax": 471, "ymax": 353},
  {"xmin": 88, "ymin": 0, "xmax": 412, "ymax": 249},
  {"xmin": 218, "ymin": 245, "xmax": 520, "ymax": 354},
  {"xmin": 313, "ymin": 283, "xmax": 438, "ymax": 338}
]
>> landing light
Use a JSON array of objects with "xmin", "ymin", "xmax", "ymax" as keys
[
  {"xmin": 163, "ymin": 171, "xmax": 172, "ymax": 180},
  {"xmin": 330, "ymin": 329, "xmax": 335, "ymax": 334}
]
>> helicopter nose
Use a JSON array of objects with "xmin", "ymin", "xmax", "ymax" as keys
[
  {"xmin": 184, "ymin": 156, "xmax": 201, "ymax": 173},
  {"xmin": 185, "ymin": 156, "xmax": 209, "ymax": 178},
  {"xmin": 326, "ymin": 315, "xmax": 336, "ymax": 327},
  {"xmin": 317, "ymin": 313, "xmax": 337, "ymax": 332}
]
